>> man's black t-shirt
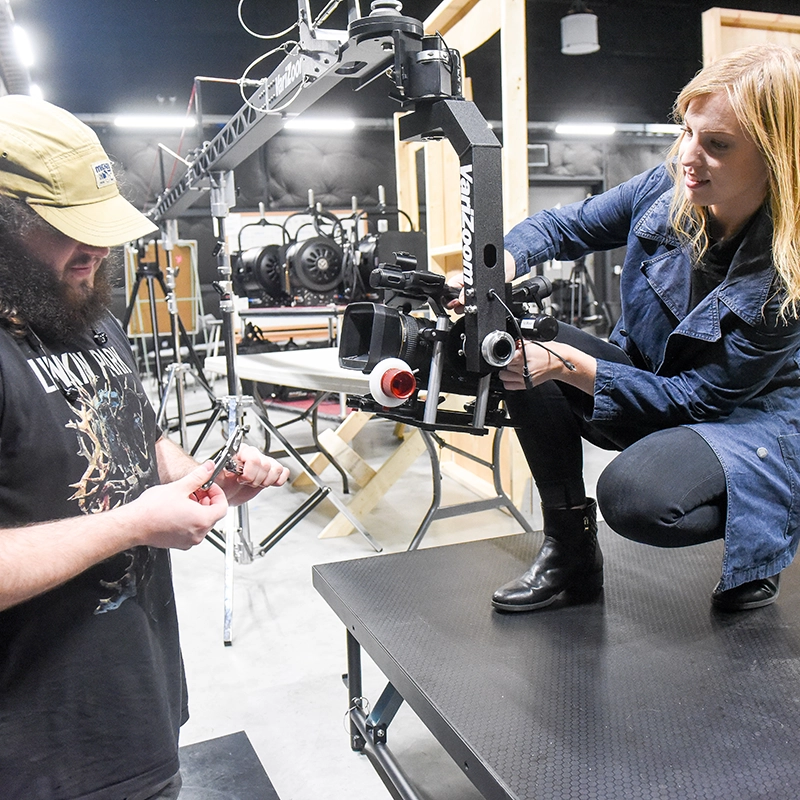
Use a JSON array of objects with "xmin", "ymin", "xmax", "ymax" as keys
[{"xmin": 0, "ymin": 314, "xmax": 187, "ymax": 800}]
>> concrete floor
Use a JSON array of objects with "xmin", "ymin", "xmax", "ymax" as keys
[{"xmin": 163, "ymin": 376, "xmax": 616, "ymax": 800}]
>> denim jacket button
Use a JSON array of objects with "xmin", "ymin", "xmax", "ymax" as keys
[{"xmin": 757, "ymin": 447, "xmax": 769, "ymax": 459}]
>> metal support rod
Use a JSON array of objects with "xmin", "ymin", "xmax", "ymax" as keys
[
  {"xmin": 247, "ymin": 400, "xmax": 382, "ymax": 552},
  {"xmin": 422, "ymin": 316, "xmax": 451, "ymax": 426},
  {"xmin": 407, "ymin": 430, "xmax": 443, "ymax": 551},
  {"xmin": 348, "ymin": 706, "xmax": 426, "ymax": 800},
  {"xmin": 223, "ymin": 505, "xmax": 238, "ymax": 646},
  {"xmin": 161, "ymin": 223, "xmax": 190, "ymax": 446},
  {"xmin": 346, "ymin": 630, "xmax": 365, "ymax": 751},
  {"xmin": 145, "ymin": 276, "xmax": 164, "ymax": 385},
  {"xmin": 367, "ymin": 682, "xmax": 405, "ymax": 732},
  {"xmin": 471, "ymin": 373, "xmax": 491, "ymax": 430},
  {"xmin": 345, "ymin": 631, "xmax": 424, "ymax": 799}
]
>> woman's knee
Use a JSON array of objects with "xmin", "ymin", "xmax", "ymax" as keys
[
  {"xmin": 596, "ymin": 460, "xmax": 662, "ymax": 543},
  {"xmin": 596, "ymin": 442, "xmax": 725, "ymax": 548}
]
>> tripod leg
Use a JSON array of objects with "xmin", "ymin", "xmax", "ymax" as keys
[
  {"xmin": 157, "ymin": 364, "xmax": 178, "ymax": 429},
  {"xmin": 155, "ymin": 273, "xmax": 215, "ymax": 400},
  {"xmin": 145, "ymin": 276, "xmax": 164, "ymax": 385},
  {"xmin": 121, "ymin": 275, "xmax": 144, "ymax": 332}
]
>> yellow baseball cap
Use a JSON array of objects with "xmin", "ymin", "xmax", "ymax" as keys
[{"xmin": 0, "ymin": 94, "xmax": 158, "ymax": 247}]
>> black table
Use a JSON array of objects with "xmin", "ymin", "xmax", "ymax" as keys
[{"xmin": 313, "ymin": 525, "xmax": 800, "ymax": 800}]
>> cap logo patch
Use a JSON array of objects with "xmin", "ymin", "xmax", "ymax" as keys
[{"xmin": 92, "ymin": 160, "xmax": 116, "ymax": 189}]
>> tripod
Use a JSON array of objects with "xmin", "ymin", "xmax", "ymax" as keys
[
  {"xmin": 121, "ymin": 237, "xmax": 216, "ymax": 448},
  {"xmin": 555, "ymin": 256, "xmax": 613, "ymax": 335},
  {"xmin": 192, "ymin": 171, "xmax": 381, "ymax": 645}
]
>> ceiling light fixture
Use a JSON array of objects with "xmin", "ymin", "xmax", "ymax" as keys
[
  {"xmin": 555, "ymin": 123, "xmax": 615, "ymax": 136},
  {"xmin": 113, "ymin": 115, "xmax": 197, "ymax": 130},
  {"xmin": 283, "ymin": 117, "xmax": 356, "ymax": 132},
  {"xmin": 13, "ymin": 25, "xmax": 34, "ymax": 67},
  {"xmin": 560, "ymin": 0, "xmax": 599, "ymax": 56},
  {"xmin": 645, "ymin": 123, "xmax": 682, "ymax": 135}
]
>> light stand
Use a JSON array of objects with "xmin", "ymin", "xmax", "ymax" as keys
[
  {"xmin": 191, "ymin": 170, "xmax": 381, "ymax": 645},
  {"xmin": 563, "ymin": 256, "xmax": 612, "ymax": 334},
  {"xmin": 154, "ymin": 219, "xmax": 217, "ymax": 448}
]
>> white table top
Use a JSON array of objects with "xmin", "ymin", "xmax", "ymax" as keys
[{"xmin": 204, "ymin": 348, "xmax": 370, "ymax": 395}]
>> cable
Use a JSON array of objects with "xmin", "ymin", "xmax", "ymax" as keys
[
  {"xmin": 237, "ymin": 0, "xmax": 299, "ymax": 40},
  {"xmin": 237, "ymin": 41, "xmax": 302, "ymax": 114}
]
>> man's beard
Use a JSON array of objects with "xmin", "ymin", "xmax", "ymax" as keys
[{"xmin": 0, "ymin": 245, "xmax": 114, "ymax": 345}]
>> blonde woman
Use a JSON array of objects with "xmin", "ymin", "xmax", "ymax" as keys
[{"xmin": 493, "ymin": 44, "xmax": 800, "ymax": 614}]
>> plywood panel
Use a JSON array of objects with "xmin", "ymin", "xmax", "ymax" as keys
[{"xmin": 394, "ymin": 0, "xmax": 529, "ymax": 493}]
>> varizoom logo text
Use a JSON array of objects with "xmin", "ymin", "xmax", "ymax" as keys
[
  {"xmin": 460, "ymin": 164, "xmax": 474, "ymax": 286},
  {"xmin": 273, "ymin": 57, "xmax": 304, "ymax": 100}
]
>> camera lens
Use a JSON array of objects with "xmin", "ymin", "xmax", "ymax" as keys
[{"xmin": 398, "ymin": 314, "xmax": 434, "ymax": 366}]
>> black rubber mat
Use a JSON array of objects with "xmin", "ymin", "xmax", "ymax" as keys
[
  {"xmin": 179, "ymin": 731, "xmax": 279, "ymax": 799},
  {"xmin": 313, "ymin": 525, "xmax": 800, "ymax": 800}
]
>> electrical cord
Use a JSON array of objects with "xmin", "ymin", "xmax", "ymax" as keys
[
  {"xmin": 238, "ymin": 41, "xmax": 303, "ymax": 115},
  {"xmin": 237, "ymin": 0, "xmax": 299, "ymax": 40},
  {"xmin": 487, "ymin": 288, "xmax": 575, "ymax": 390}
]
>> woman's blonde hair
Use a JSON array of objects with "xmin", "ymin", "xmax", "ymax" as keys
[{"xmin": 666, "ymin": 43, "xmax": 800, "ymax": 316}]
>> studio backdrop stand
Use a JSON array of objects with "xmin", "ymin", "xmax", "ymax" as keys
[{"xmin": 189, "ymin": 171, "xmax": 381, "ymax": 645}]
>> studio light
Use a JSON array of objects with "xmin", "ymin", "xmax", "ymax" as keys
[
  {"xmin": 560, "ymin": 0, "xmax": 599, "ymax": 56},
  {"xmin": 13, "ymin": 25, "xmax": 34, "ymax": 67}
]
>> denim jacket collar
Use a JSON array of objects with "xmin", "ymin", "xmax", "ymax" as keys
[{"xmin": 634, "ymin": 194, "xmax": 775, "ymax": 337}]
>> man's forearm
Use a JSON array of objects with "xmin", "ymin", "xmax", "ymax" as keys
[{"xmin": 0, "ymin": 505, "xmax": 144, "ymax": 612}]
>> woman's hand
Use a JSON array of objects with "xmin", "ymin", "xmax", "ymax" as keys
[{"xmin": 499, "ymin": 340, "xmax": 597, "ymax": 395}]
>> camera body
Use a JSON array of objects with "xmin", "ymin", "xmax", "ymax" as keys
[{"xmin": 339, "ymin": 254, "xmax": 559, "ymax": 431}]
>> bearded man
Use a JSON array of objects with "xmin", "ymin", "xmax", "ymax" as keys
[{"xmin": 0, "ymin": 95, "xmax": 289, "ymax": 800}]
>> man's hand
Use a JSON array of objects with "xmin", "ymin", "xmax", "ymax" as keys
[
  {"xmin": 213, "ymin": 442, "xmax": 291, "ymax": 506},
  {"xmin": 127, "ymin": 460, "xmax": 229, "ymax": 550},
  {"xmin": 0, "ymin": 460, "xmax": 231, "ymax": 610}
]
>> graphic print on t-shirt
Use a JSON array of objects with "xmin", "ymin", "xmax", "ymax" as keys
[{"xmin": 25, "ymin": 342, "xmax": 158, "ymax": 612}]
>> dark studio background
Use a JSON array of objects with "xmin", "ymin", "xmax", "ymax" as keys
[{"xmin": 7, "ymin": 0, "xmax": 800, "ymax": 320}]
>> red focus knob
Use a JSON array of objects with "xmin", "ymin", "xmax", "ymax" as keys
[{"xmin": 381, "ymin": 368, "xmax": 416, "ymax": 400}]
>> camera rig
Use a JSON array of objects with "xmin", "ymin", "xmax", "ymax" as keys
[
  {"xmin": 148, "ymin": 0, "xmax": 559, "ymax": 434},
  {"xmin": 340, "ymin": 262, "xmax": 558, "ymax": 432}
]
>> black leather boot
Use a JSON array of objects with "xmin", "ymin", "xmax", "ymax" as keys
[
  {"xmin": 492, "ymin": 499, "xmax": 603, "ymax": 612},
  {"xmin": 711, "ymin": 574, "xmax": 780, "ymax": 611}
]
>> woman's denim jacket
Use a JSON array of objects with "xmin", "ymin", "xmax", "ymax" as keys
[{"xmin": 505, "ymin": 164, "xmax": 800, "ymax": 590}]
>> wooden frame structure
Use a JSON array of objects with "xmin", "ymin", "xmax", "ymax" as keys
[{"xmin": 702, "ymin": 7, "xmax": 800, "ymax": 62}]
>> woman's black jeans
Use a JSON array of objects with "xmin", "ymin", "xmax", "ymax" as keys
[{"xmin": 504, "ymin": 324, "xmax": 727, "ymax": 548}]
